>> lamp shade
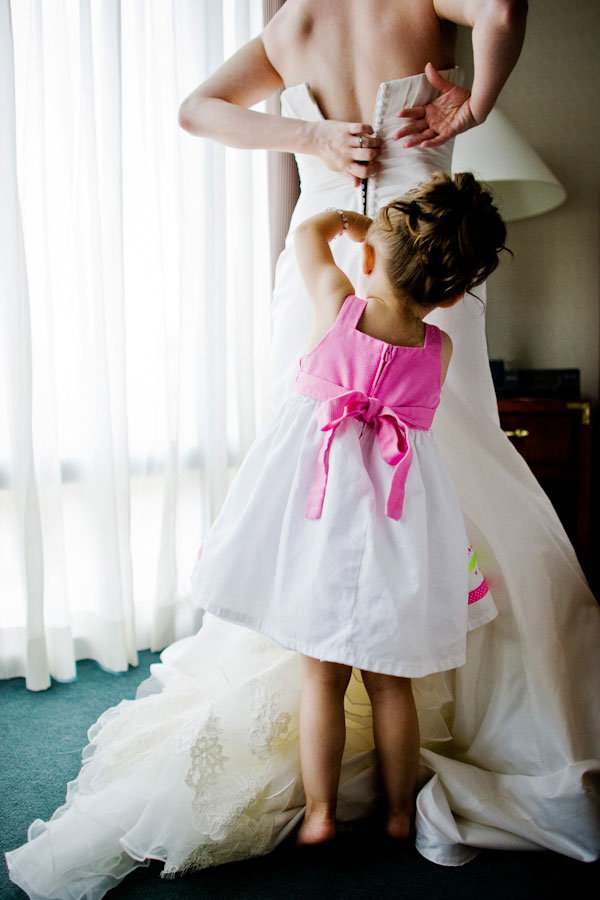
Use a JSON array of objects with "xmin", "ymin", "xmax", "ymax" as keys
[{"xmin": 451, "ymin": 109, "xmax": 566, "ymax": 222}]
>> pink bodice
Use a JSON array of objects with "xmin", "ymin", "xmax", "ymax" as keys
[{"xmin": 295, "ymin": 294, "xmax": 443, "ymax": 521}]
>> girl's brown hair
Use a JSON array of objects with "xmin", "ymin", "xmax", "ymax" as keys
[{"xmin": 368, "ymin": 171, "xmax": 508, "ymax": 307}]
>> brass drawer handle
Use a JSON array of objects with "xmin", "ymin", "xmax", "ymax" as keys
[
  {"xmin": 566, "ymin": 401, "xmax": 591, "ymax": 425},
  {"xmin": 503, "ymin": 428, "xmax": 530, "ymax": 439}
]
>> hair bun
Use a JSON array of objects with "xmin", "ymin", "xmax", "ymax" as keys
[{"xmin": 369, "ymin": 171, "xmax": 509, "ymax": 307}]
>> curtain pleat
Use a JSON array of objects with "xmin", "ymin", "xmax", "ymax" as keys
[
  {"xmin": 0, "ymin": 0, "xmax": 49, "ymax": 687},
  {"xmin": 0, "ymin": 0, "xmax": 271, "ymax": 689}
]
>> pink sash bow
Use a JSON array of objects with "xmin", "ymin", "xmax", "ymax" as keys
[{"xmin": 304, "ymin": 389, "xmax": 417, "ymax": 521}]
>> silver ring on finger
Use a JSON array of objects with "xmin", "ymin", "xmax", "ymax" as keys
[{"xmin": 358, "ymin": 135, "xmax": 363, "ymax": 148}]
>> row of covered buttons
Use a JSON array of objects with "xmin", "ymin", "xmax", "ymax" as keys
[{"xmin": 367, "ymin": 82, "xmax": 390, "ymax": 217}]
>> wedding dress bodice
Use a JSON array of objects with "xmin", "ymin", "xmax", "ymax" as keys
[{"xmin": 280, "ymin": 69, "xmax": 464, "ymax": 218}]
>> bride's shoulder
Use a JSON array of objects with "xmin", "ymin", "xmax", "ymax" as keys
[{"xmin": 262, "ymin": 0, "xmax": 315, "ymax": 77}]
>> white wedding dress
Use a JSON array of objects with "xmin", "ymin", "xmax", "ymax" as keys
[{"xmin": 6, "ymin": 70, "xmax": 600, "ymax": 900}]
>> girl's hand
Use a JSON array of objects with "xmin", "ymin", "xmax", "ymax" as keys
[
  {"xmin": 344, "ymin": 211, "xmax": 373, "ymax": 242},
  {"xmin": 311, "ymin": 121, "xmax": 383, "ymax": 187}
]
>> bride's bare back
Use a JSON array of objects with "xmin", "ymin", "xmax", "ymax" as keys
[
  {"xmin": 263, "ymin": 0, "xmax": 456, "ymax": 122},
  {"xmin": 178, "ymin": 1, "xmax": 526, "ymax": 177}
]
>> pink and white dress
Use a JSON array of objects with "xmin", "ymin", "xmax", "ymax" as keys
[{"xmin": 191, "ymin": 294, "xmax": 496, "ymax": 677}]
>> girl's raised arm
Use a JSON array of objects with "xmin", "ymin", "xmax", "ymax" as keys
[{"xmin": 294, "ymin": 210, "xmax": 372, "ymax": 323}]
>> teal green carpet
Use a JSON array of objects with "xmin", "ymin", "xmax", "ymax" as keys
[{"xmin": 1, "ymin": 653, "xmax": 597, "ymax": 900}]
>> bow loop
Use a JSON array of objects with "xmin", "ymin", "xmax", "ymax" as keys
[{"xmin": 306, "ymin": 389, "xmax": 414, "ymax": 521}]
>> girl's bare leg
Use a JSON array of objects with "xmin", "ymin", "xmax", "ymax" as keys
[
  {"xmin": 296, "ymin": 655, "xmax": 352, "ymax": 846},
  {"xmin": 360, "ymin": 670, "xmax": 420, "ymax": 839}
]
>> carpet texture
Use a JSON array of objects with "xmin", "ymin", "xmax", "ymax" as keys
[{"xmin": 1, "ymin": 652, "xmax": 597, "ymax": 900}]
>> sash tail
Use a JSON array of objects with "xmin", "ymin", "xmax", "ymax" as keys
[
  {"xmin": 304, "ymin": 427, "xmax": 337, "ymax": 519},
  {"xmin": 375, "ymin": 414, "xmax": 413, "ymax": 520},
  {"xmin": 384, "ymin": 444, "xmax": 413, "ymax": 519}
]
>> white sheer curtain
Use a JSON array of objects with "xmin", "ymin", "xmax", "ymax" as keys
[{"xmin": 0, "ymin": 0, "xmax": 271, "ymax": 691}]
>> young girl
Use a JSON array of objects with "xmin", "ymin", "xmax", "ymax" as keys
[{"xmin": 190, "ymin": 171, "xmax": 507, "ymax": 846}]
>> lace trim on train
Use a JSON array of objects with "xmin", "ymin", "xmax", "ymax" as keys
[
  {"xmin": 174, "ymin": 680, "xmax": 295, "ymax": 874},
  {"xmin": 249, "ymin": 681, "xmax": 293, "ymax": 759}
]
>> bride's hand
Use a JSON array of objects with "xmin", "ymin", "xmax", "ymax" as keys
[
  {"xmin": 392, "ymin": 63, "xmax": 478, "ymax": 149},
  {"xmin": 312, "ymin": 121, "xmax": 383, "ymax": 188}
]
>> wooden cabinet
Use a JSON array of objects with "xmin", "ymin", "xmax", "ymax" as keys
[{"xmin": 497, "ymin": 397, "xmax": 592, "ymax": 565}]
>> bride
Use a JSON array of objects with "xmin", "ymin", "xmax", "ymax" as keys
[{"xmin": 6, "ymin": 1, "xmax": 600, "ymax": 897}]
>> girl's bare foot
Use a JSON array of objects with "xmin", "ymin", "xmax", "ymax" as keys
[
  {"xmin": 295, "ymin": 812, "xmax": 336, "ymax": 846},
  {"xmin": 385, "ymin": 810, "xmax": 411, "ymax": 840}
]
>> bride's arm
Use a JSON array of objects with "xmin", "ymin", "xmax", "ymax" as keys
[
  {"xmin": 445, "ymin": 0, "xmax": 528, "ymax": 125},
  {"xmin": 394, "ymin": 0, "xmax": 528, "ymax": 148},
  {"xmin": 178, "ymin": 36, "xmax": 381, "ymax": 184}
]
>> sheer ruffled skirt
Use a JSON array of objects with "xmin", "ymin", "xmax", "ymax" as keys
[{"xmin": 5, "ymin": 614, "xmax": 458, "ymax": 899}]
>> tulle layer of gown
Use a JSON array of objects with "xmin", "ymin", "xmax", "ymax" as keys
[
  {"xmin": 5, "ymin": 614, "xmax": 458, "ymax": 899},
  {"xmin": 6, "ymin": 70, "xmax": 600, "ymax": 899}
]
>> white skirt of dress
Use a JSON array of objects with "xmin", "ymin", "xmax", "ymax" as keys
[{"xmin": 191, "ymin": 392, "xmax": 497, "ymax": 678}]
